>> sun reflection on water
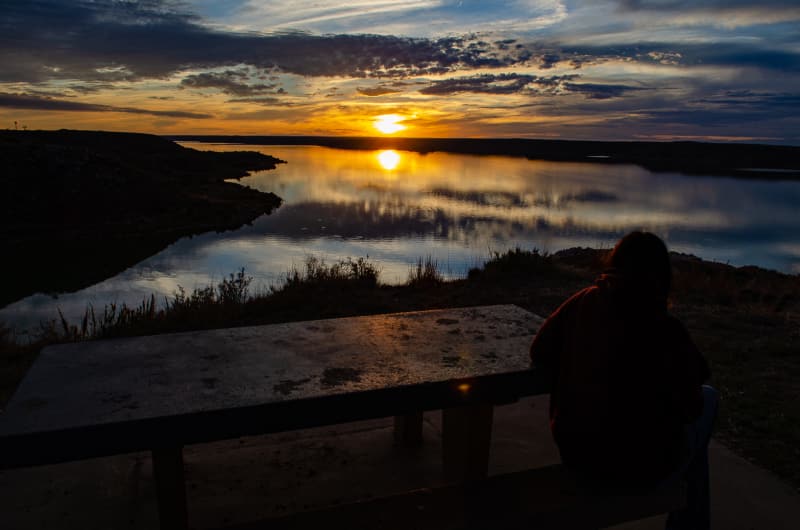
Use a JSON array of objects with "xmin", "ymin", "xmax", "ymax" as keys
[{"xmin": 377, "ymin": 149, "xmax": 401, "ymax": 170}]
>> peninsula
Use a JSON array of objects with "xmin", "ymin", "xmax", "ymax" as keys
[{"xmin": 0, "ymin": 130, "xmax": 283, "ymax": 307}]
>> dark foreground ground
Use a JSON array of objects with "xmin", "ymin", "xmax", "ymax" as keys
[{"xmin": 2, "ymin": 397, "xmax": 798, "ymax": 529}]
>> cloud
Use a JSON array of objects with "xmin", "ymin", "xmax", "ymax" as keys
[
  {"xmin": 180, "ymin": 70, "xmax": 278, "ymax": 96},
  {"xmin": 563, "ymin": 82, "xmax": 644, "ymax": 99},
  {"xmin": 695, "ymin": 91, "xmax": 800, "ymax": 109},
  {"xmin": 0, "ymin": 92, "xmax": 212, "ymax": 119},
  {"xmin": 1, "ymin": 0, "xmax": 798, "ymax": 142},
  {"xmin": 420, "ymin": 73, "xmax": 539, "ymax": 95},
  {"xmin": 419, "ymin": 73, "xmax": 640, "ymax": 99},
  {"xmin": 357, "ymin": 86, "xmax": 402, "ymax": 96},
  {"xmin": 5, "ymin": 0, "xmax": 798, "ymax": 90},
  {"xmin": 225, "ymin": 96, "xmax": 292, "ymax": 106},
  {"xmin": 0, "ymin": 1, "xmax": 538, "ymax": 84},
  {"xmin": 198, "ymin": 0, "xmax": 569, "ymax": 37},
  {"xmin": 613, "ymin": 1, "xmax": 800, "ymax": 29},
  {"xmin": 616, "ymin": 1, "xmax": 793, "ymax": 12},
  {"xmin": 557, "ymin": 41, "xmax": 800, "ymax": 73}
]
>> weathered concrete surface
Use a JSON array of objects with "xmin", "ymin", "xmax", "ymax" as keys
[
  {"xmin": 0, "ymin": 305, "xmax": 541, "ymax": 436},
  {"xmin": 1, "ymin": 396, "xmax": 798, "ymax": 529}
]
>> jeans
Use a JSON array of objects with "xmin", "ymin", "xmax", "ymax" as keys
[{"xmin": 664, "ymin": 385, "xmax": 720, "ymax": 530}]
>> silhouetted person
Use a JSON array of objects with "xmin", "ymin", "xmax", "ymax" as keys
[{"xmin": 530, "ymin": 231, "xmax": 717, "ymax": 529}]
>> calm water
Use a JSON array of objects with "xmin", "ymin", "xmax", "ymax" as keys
[{"xmin": 3, "ymin": 143, "xmax": 800, "ymax": 333}]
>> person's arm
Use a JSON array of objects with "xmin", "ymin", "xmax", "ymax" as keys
[
  {"xmin": 530, "ymin": 295, "xmax": 574, "ymax": 390},
  {"xmin": 670, "ymin": 317, "xmax": 711, "ymax": 422}
]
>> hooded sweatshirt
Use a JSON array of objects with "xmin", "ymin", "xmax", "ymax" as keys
[{"xmin": 530, "ymin": 273, "xmax": 710, "ymax": 485}]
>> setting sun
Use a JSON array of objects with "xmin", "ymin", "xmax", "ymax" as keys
[
  {"xmin": 377, "ymin": 149, "xmax": 401, "ymax": 170},
  {"xmin": 373, "ymin": 114, "xmax": 406, "ymax": 135}
]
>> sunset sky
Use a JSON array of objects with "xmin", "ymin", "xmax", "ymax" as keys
[{"xmin": 1, "ymin": 1, "xmax": 799, "ymax": 142}]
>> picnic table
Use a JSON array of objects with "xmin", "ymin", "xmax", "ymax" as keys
[{"xmin": 0, "ymin": 305, "xmax": 547, "ymax": 530}]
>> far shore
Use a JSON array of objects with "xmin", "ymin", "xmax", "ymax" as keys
[{"xmin": 168, "ymin": 135, "xmax": 800, "ymax": 180}]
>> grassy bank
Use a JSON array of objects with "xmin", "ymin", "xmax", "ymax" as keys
[{"xmin": 1, "ymin": 248, "xmax": 799, "ymax": 489}]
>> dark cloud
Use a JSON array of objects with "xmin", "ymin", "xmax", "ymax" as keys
[
  {"xmin": 564, "ymin": 82, "xmax": 644, "ymax": 99},
  {"xmin": 419, "ymin": 73, "xmax": 638, "ymax": 99},
  {"xmin": 0, "ymin": 92, "xmax": 212, "ymax": 118},
  {"xmin": 3, "ymin": 0, "xmax": 796, "ymax": 93},
  {"xmin": 225, "ymin": 97, "xmax": 290, "ymax": 106},
  {"xmin": 0, "ymin": 1, "xmax": 535, "ymax": 84},
  {"xmin": 695, "ymin": 91, "xmax": 800, "ymax": 109},
  {"xmin": 66, "ymin": 83, "xmax": 119, "ymax": 94},
  {"xmin": 180, "ymin": 70, "xmax": 278, "ymax": 96},
  {"xmin": 420, "ymin": 73, "xmax": 539, "ymax": 95},
  {"xmin": 357, "ymin": 86, "xmax": 402, "ymax": 97},
  {"xmin": 559, "ymin": 42, "xmax": 800, "ymax": 73}
]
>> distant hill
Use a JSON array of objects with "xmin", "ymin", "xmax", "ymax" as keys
[
  {"xmin": 0, "ymin": 130, "xmax": 283, "ymax": 307},
  {"xmin": 169, "ymin": 135, "xmax": 800, "ymax": 179}
]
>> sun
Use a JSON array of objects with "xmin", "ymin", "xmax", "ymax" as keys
[{"xmin": 373, "ymin": 114, "xmax": 406, "ymax": 135}]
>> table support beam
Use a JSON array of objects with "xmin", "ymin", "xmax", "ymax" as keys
[
  {"xmin": 393, "ymin": 412, "xmax": 424, "ymax": 447},
  {"xmin": 441, "ymin": 404, "xmax": 494, "ymax": 483},
  {"xmin": 152, "ymin": 445, "xmax": 188, "ymax": 530}
]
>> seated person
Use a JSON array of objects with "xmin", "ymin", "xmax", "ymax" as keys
[{"xmin": 530, "ymin": 231, "xmax": 718, "ymax": 530}]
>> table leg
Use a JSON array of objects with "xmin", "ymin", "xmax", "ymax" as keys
[
  {"xmin": 442, "ymin": 404, "xmax": 494, "ymax": 483},
  {"xmin": 393, "ymin": 411, "xmax": 424, "ymax": 446},
  {"xmin": 152, "ymin": 446, "xmax": 188, "ymax": 530}
]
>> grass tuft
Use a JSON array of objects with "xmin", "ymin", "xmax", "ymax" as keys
[
  {"xmin": 407, "ymin": 256, "xmax": 443, "ymax": 288},
  {"xmin": 275, "ymin": 256, "xmax": 380, "ymax": 292}
]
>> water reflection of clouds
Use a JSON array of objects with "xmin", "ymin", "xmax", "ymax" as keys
[
  {"xmin": 194, "ymin": 145, "xmax": 800, "ymax": 274},
  {"xmin": 3, "ymin": 144, "xmax": 799, "ymax": 332},
  {"xmin": 238, "ymin": 146, "xmax": 782, "ymax": 236}
]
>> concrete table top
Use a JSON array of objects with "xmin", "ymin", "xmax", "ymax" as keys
[{"xmin": 0, "ymin": 305, "xmax": 544, "ymax": 467}]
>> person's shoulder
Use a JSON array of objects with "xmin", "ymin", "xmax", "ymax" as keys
[
  {"xmin": 555, "ymin": 285, "xmax": 607, "ymax": 319},
  {"xmin": 569, "ymin": 285, "xmax": 600, "ymax": 302},
  {"xmin": 543, "ymin": 285, "xmax": 598, "ymax": 323}
]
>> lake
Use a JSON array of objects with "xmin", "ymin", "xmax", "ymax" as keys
[{"xmin": 2, "ymin": 143, "xmax": 799, "ymax": 333}]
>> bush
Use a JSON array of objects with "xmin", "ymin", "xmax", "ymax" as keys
[
  {"xmin": 469, "ymin": 247, "xmax": 554, "ymax": 281},
  {"xmin": 275, "ymin": 256, "xmax": 380, "ymax": 292}
]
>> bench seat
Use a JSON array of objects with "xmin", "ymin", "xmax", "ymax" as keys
[{"xmin": 224, "ymin": 464, "xmax": 686, "ymax": 530}]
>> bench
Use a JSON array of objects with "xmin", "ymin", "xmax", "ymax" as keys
[
  {"xmin": 0, "ymin": 304, "xmax": 684, "ymax": 529},
  {"xmin": 232, "ymin": 465, "xmax": 685, "ymax": 530}
]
